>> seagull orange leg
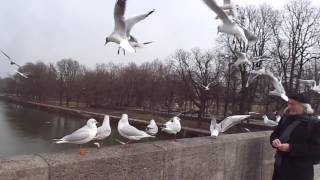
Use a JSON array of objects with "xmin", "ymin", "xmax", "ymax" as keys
[{"xmin": 79, "ymin": 145, "xmax": 88, "ymax": 156}]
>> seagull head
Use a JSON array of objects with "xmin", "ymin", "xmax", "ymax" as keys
[
  {"xmin": 103, "ymin": 115, "xmax": 110, "ymax": 125},
  {"xmin": 150, "ymin": 119, "xmax": 156, "ymax": 125},
  {"xmin": 120, "ymin": 114, "xmax": 129, "ymax": 123},
  {"xmin": 217, "ymin": 26, "xmax": 221, "ymax": 34},
  {"xmin": 87, "ymin": 118, "xmax": 98, "ymax": 128},
  {"xmin": 104, "ymin": 37, "xmax": 110, "ymax": 46},
  {"xmin": 172, "ymin": 116, "xmax": 181, "ymax": 122}
]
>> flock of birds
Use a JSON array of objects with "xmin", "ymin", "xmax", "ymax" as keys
[
  {"xmin": 1, "ymin": 0, "xmax": 319, "ymax": 97},
  {"xmin": 53, "ymin": 114, "xmax": 180, "ymax": 155},
  {"xmin": 53, "ymin": 111, "xmax": 282, "ymax": 156},
  {"xmin": 1, "ymin": 0, "xmax": 319, "ymax": 155}
]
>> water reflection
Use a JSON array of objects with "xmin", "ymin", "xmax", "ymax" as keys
[{"xmin": 0, "ymin": 99, "xmax": 205, "ymax": 157}]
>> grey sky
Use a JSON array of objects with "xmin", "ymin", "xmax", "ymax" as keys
[{"xmin": 0, "ymin": 0, "xmax": 319, "ymax": 77}]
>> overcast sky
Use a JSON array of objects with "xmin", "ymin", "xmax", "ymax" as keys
[{"xmin": 0, "ymin": 0, "xmax": 319, "ymax": 77}]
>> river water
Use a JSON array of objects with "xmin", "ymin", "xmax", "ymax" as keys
[{"xmin": 0, "ymin": 99, "xmax": 203, "ymax": 157}]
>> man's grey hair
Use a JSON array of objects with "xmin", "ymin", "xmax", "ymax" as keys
[
  {"xmin": 302, "ymin": 103, "xmax": 314, "ymax": 114},
  {"xmin": 283, "ymin": 103, "xmax": 314, "ymax": 115}
]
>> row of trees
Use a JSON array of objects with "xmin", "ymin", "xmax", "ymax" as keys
[{"xmin": 0, "ymin": 0, "xmax": 320, "ymax": 124}]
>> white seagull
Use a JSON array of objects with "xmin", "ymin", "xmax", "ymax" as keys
[
  {"xmin": 202, "ymin": 0, "xmax": 249, "ymax": 45},
  {"xmin": 118, "ymin": 114, "xmax": 154, "ymax": 145},
  {"xmin": 146, "ymin": 119, "xmax": 158, "ymax": 135},
  {"xmin": 246, "ymin": 69, "xmax": 288, "ymax": 101},
  {"xmin": 232, "ymin": 51, "xmax": 252, "ymax": 68},
  {"xmin": 14, "ymin": 69, "xmax": 28, "ymax": 79},
  {"xmin": 162, "ymin": 116, "xmax": 181, "ymax": 140},
  {"xmin": 0, "ymin": 49, "xmax": 21, "ymax": 68},
  {"xmin": 246, "ymin": 67, "xmax": 266, "ymax": 87},
  {"xmin": 117, "ymin": 9, "xmax": 155, "ymax": 55},
  {"xmin": 265, "ymin": 71, "xmax": 288, "ymax": 102},
  {"xmin": 93, "ymin": 115, "xmax": 111, "ymax": 143},
  {"xmin": 104, "ymin": 0, "xmax": 135, "ymax": 53},
  {"xmin": 262, "ymin": 115, "xmax": 279, "ymax": 127},
  {"xmin": 210, "ymin": 115, "xmax": 251, "ymax": 138},
  {"xmin": 298, "ymin": 79, "xmax": 320, "ymax": 93},
  {"xmin": 54, "ymin": 118, "xmax": 98, "ymax": 156},
  {"xmin": 198, "ymin": 81, "xmax": 214, "ymax": 91}
]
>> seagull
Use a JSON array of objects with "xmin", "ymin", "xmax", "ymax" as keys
[
  {"xmin": 298, "ymin": 79, "xmax": 320, "ymax": 93},
  {"xmin": 14, "ymin": 69, "xmax": 28, "ymax": 79},
  {"xmin": 246, "ymin": 69, "xmax": 288, "ymax": 101},
  {"xmin": 161, "ymin": 116, "xmax": 181, "ymax": 140},
  {"xmin": 93, "ymin": 115, "xmax": 111, "ymax": 146},
  {"xmin": 145, "ymin": 119, "xmax": 158, "ymax": 135},
  {"xmin": 53, "ymin": 118, "xmax": 98, "ymax": 156},
  {"xmin": 231, "ymin": 51, "xmax": 252, "ymax": 68},
  {"xmin": 250, "ymin": 56, "xmax": 270, "ymax": 69},
  {"xmin": 265, "ymin": 71, "xmax": 288, "ymax": 101},
  {"xmin": 117, "ymin": 114, "xmax": 154, "ymax": 146},
  {"xmin": 262, "ymin": 115, "xmax": 278, "ymax": 127},
  {"xmin": 104, "ymin": 0, "xmax": 135, "ymax": 53},
  {"xmin": 202, "ymin": 0, "xmax": 249, "ymax": 45},
  {"xmin": 197, "ymin": 81, "xmax": 214, "ymax": 91},
  {"xmin": 216, "ymin": 0, "xmax": 239, "ymax": 22},
  {"xmin": 93, "ymin": 142, "xmax": 100, "ymax": 148},
  {"xmin": 275, "ymin": 115, "xmax": 281, "ymax": 123},
  {"xmin": 210, "ymin": 115, "xmax": 251, "ymax": 138},
  {"xmin": 246, "ymin": 67, "xmax": 266, "ymax": 87},
  {"xmin": 117, "ymin": 9, "xmax": 155, "ymax": 55},
  {"xmin": 0, "ymin": 49, "xmax": 21, "ymax": 68}
]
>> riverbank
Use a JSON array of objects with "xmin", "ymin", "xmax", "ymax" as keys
[{"xmin": 0, "ymin": 95, "xmax": 212, "ymax": 135}]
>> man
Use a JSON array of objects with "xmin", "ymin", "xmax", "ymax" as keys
[{"xmin": 270, "ymin": 93, "xmax": 320, "ymax": 180}]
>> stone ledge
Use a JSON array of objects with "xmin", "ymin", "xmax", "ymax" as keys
[{"xmin": 0, "ymin": 131, "xmax": 281, "ymax": 180}]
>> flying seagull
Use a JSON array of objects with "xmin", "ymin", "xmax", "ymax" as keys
[
  {"xmin": 246, "ymin": 69, "xmax": 288, "ymax": 101},
  {"xmin": 262, "ymin": 115, "xmax": 279, "ymax": 127},
  {"xmin": 105, "ymin": 0, "xmax": 135, "ymax": 53},
  {"xmin": 117, "ymin": 9, "xmax": 155, "ymax": 55},
  {"xmin": 231, "ymin": 51, "xmax": 252, "ymax": 68},
  {"xmin": 298, "ymin": 79, "xmax": 320, "ymax": 94},
  {"xmin": 202, "ymin": 0, "xmax": 249, "ymax": 45},
  {"xmin": 0, "ymin": 49, "xmax": 21, "ymax": 68},
  {"xmin": 210, "ymin": 115, "xmax": 251, "ymax": 137}
]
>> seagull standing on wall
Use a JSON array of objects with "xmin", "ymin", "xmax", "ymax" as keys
[
  {"xmin": 146, "ymin": 119, "xmax": 158, "ymax": 135},
  {"xmin": 53, "ymin": 118, "xmax": 98, "ymax": 156},
  {"xmin": 117, "ymin": 114, "xmax": 155, "ymax": 147},
  {"xmin": 161, "ymin": 116, "xmax": 181, "ymax": 140},
  {"xmin": 93, "ymin": 115, "xmax": 111, "ymax": 147}
]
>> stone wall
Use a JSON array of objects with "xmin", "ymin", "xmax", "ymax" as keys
[{"xmin": 1, "ymin": 131, "xmax": 319, "ymax": 180}]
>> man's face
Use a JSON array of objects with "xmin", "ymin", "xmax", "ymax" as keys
[{"xmin": 287, "ymin": 99, "xmax": 304, "ymax": 115}]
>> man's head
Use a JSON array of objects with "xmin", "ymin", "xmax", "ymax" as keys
[{"xmin": 287, "ymin": 93, "xmax": 313, "ymax": 115}]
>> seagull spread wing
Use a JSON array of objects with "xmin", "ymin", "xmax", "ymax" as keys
[
  {"xmin": 113, "ymin": 0, "xmax": 127, "ymax": 37},
  {"xmin": 126, "ymin": 9, "xmax": 155, "ymax": 35},
  {"xmin": 220, "ymin": 115, "xmax": 250, "ymax": 132},
  {"xmin": 202, "ymin": 0, "xmax": 233, "ymax": 24}
]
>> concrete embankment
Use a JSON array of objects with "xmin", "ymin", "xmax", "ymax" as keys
[{"xmin": 0, "ymin": 131, "xmax": 275, "ymax": 180}]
